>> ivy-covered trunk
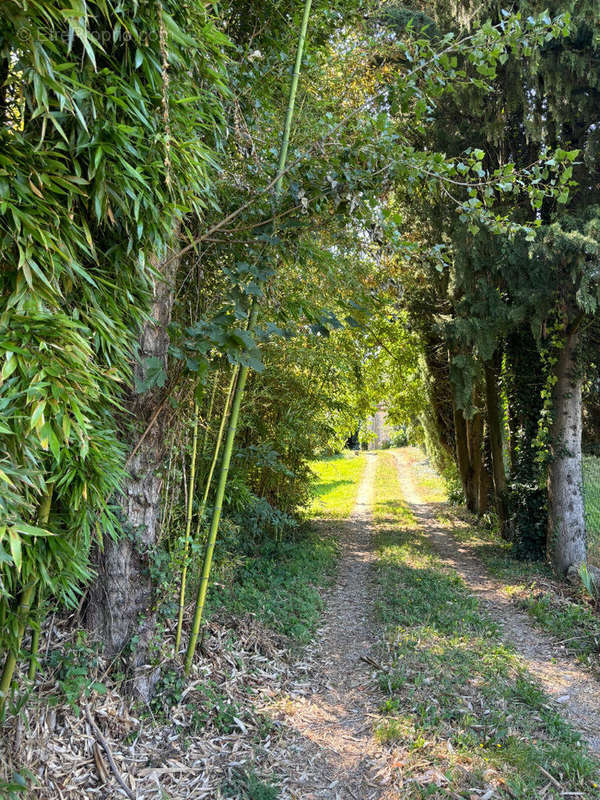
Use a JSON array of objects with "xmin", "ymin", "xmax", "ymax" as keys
[
  {"xmin": 548, "ymin": 327, "xmax": 586, "ymax": 574},
  {"xmin": 505, "ymin": 327, "xmax": 547, "ymax": 558},
  {"xmin": 87, "ymin": 244, "xmax": 179, "ymax": 694},
  {"xmin": 484, "ymin": 355, "xmax": 509, "ymax": 537},
  {"xmin": 477, "ymin": 431, "xmax": 492, "ymax": 514}
]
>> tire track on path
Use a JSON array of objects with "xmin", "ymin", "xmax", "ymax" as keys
[
  {"xmin": 392, "ymin": 447, "xmax": 600, "ymax": 753},
  {"xmin": 263, "ymin": 452, "xmax": 399, "ymax": 800}
]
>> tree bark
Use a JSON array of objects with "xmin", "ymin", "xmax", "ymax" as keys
[
  {"xmin": 453, "ymin": 400, "xmax": 469, "ymax": 507},
  {"xmin": 484, "ymin": 355, "xmax": 509, "ymax": 537},
  {"xmin": 87, "ymin": 240, "xmax": 179, "ymax": 695},
  {"xmin": 423, "ymin": 337, "xmax": 455, "ymax": 458},
  {"xmin": 548, "ymin": 327, "xmax": 586, "ymax": 574},
  {"xmin": 453, "ymin": 401, "xmax": 477, "ymax": 513},
  {"xmin": 477, "ymin": 428, "xmax": 492, "ymax": 515},
  {"xmin": 467, "ymin": 410, "xmax": 483, "ymax": 514}
]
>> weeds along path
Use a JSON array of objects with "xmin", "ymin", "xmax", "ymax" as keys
[
  {"xmin": 392, "ymin": 447, "xmax": 600, "ymax": 753},
  {"xmin": 263, "ymin": 452, "xmax": 397, "ymax": 800}
]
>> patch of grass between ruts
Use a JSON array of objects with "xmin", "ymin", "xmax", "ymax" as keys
[{"xmin": 373, "ymin": 450, "xmax": 600, "ymax": 799}]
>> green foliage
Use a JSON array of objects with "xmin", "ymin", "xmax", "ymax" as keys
[
  {"xmin": 232, "ymin": 494, "xmax": 298, "ymax": 543},
  {"xmin": 579, "ymin": 562, "xmax": 597, "ymax": 601},
  {"xmin": 0, "ymin": 772, "xmax": 30, "ymax": 799},
  {"xmin": 222, "ymin": 770, "xmax": 279, "ymax": 800},
  {"xmin": 583, "ymin": 455, "xmax": 600, "ymax": 565},
  {"xmin": 0, "ymin": 0, "xmax": 228, "ymax": 666},
  {"xmin": 207, "ymin": 528, "xmax": 337, "ymax": 643},
  {"xmin": 150, "ymin": 668, "xmax": 246, "ymax": 735},
  {"xmin": 390, "ymin": 428, "xmax": 410, "ymax": 447},
  {"xmin": 504, "ymin": 327, "xmax": 548, "ymax": 559},
  {"xmin": 46, "ymin": 633, "xmax": 106, "ymax": 709}
]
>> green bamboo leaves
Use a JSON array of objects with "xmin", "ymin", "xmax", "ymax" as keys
[
  {"xmin": 0, "ymin": 0, "xmax": 228, "ymax": 706},
  {"xmin": 0, "ymin": 487, "xmax": 53, "ymax": 714}
]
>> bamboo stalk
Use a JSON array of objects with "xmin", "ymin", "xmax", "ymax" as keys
[
  {"xmin": 180, "ymin": 443, "xmax": 188, "ymax": 515},
  {"xmin": 275, "ymin": 0, "xmax": 313, "ymax": 194},
  {"xmin": 27, "ymin": 590, "xmax": 42, "ymax": 681},
  {"xmin": 175, "ymin": 399, "xmax": 200, "ymax": 653},
  {"xmin": 195, "ymin": 368, "xmax": 238, "ymax": 541},
  {"xmin": 182, "ymin": 0, "xmax": 313, "ymax": 674},
  {"xmin": 0, "ymin": 583, "xmax": 36, "ymax": 711},
  {"xmin": 201, "ymin": 370, "xmax": 220, "ymax": 458},
  {"xmin": 160, "ymin": 436, "xmax": 175, "ymax": 531},
  {"xmin": 184, "ymin": 349, "xmax": 253, "ymax": 673},
  {"xmin": 0, "ymin": 486, "xmax": 53, "ymax": 713}
]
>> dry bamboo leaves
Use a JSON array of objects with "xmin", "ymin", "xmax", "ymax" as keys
[{"xmin": 0, "ymin": 613, "xmax": 292, "ymax": 799}]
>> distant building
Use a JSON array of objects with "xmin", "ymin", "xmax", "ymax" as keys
[{"xmin": 366, "ymin": 402, "xmax": 394, "ymax": 449}]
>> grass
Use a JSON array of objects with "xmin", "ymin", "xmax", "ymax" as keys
[
  {"xmin": 222, "ymin": 769, "xmax": 279, "ymax": 799},
  {"xmin": 205, "ymin": 452, "xmax": 365, "ymax": 643},
  {"xmin": 308, "ymin": 451, "xmax": 367, "ymax": 518},
  {"xmin": 372, "ymin": 450, "xmax": 600, "ymax": 799},
  {"xmin": 207, "ymin": 531, "xmax": 338, "ymax": 643},
  {"xmin": 584, "ymin": 455, "xmax": 600, "ymax": 566},
  {"xmin": 200, "ymin": 454, "xmax": 369, "ymax": 643},
  {"xmin": 518, "ymin": 591, "xmax": 600, "ymax": 667}
]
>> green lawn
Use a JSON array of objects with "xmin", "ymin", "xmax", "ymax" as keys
[
  {"xmin": 373, "ymin": 450, "xmax": 600, "ymax": 799},
  {"xmin": 584, "ymin": 455, "xmax": 600, "ymax": 566},
  {"xmin": 308, "ymin": 451, "xmax": 367, "ymax": 518}
]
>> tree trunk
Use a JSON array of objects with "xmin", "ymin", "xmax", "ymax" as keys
[
  {"xmin": 453, "ymin": 400, "xmax": 470, "ymax": 508},
  {"xmin": 423, "ymin": 336, "xmax": 455, "ymax": 458},
  {"xmin": 477, "ymin": 428, "xmax": 492, "ymax": 515},
  {"xmin": 453, "ymin": 401, "xmax": 477, "ymax": 513},
  {"xmin": 484, "ymin": 355, "xmax": 509, "ymax": 537},
  {"xmin": 467, "ymin": 410, "xmax": 483, "ymax": 514},
  {"xmin": 548, "ymin": 327, "xmax": 586, "ymax": 574},
  {"xmin": 87, "ymin": 240, "xmax": 179, "ymax": 695}
]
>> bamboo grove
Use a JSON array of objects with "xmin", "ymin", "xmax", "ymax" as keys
[{"xmin": 0, "ymin": 0, "xmax": 597, "ymax": 723}]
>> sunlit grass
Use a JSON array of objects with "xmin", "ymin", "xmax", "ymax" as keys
[
  {"xmin": 308, "ymin": 451, "xmax": 367, "ymax": 519},
  {"xmin": 389, "ymin": 446, "xmax": 447, "ymax": 503}
]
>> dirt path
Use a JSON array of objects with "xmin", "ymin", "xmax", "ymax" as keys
[
  {"xmin": 263, "ymin": 453, "xmax": 397, "ymax": 800},
  {"xmin": 392, "ymin": 448, "xmax": 600, "ymax": 753}
]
